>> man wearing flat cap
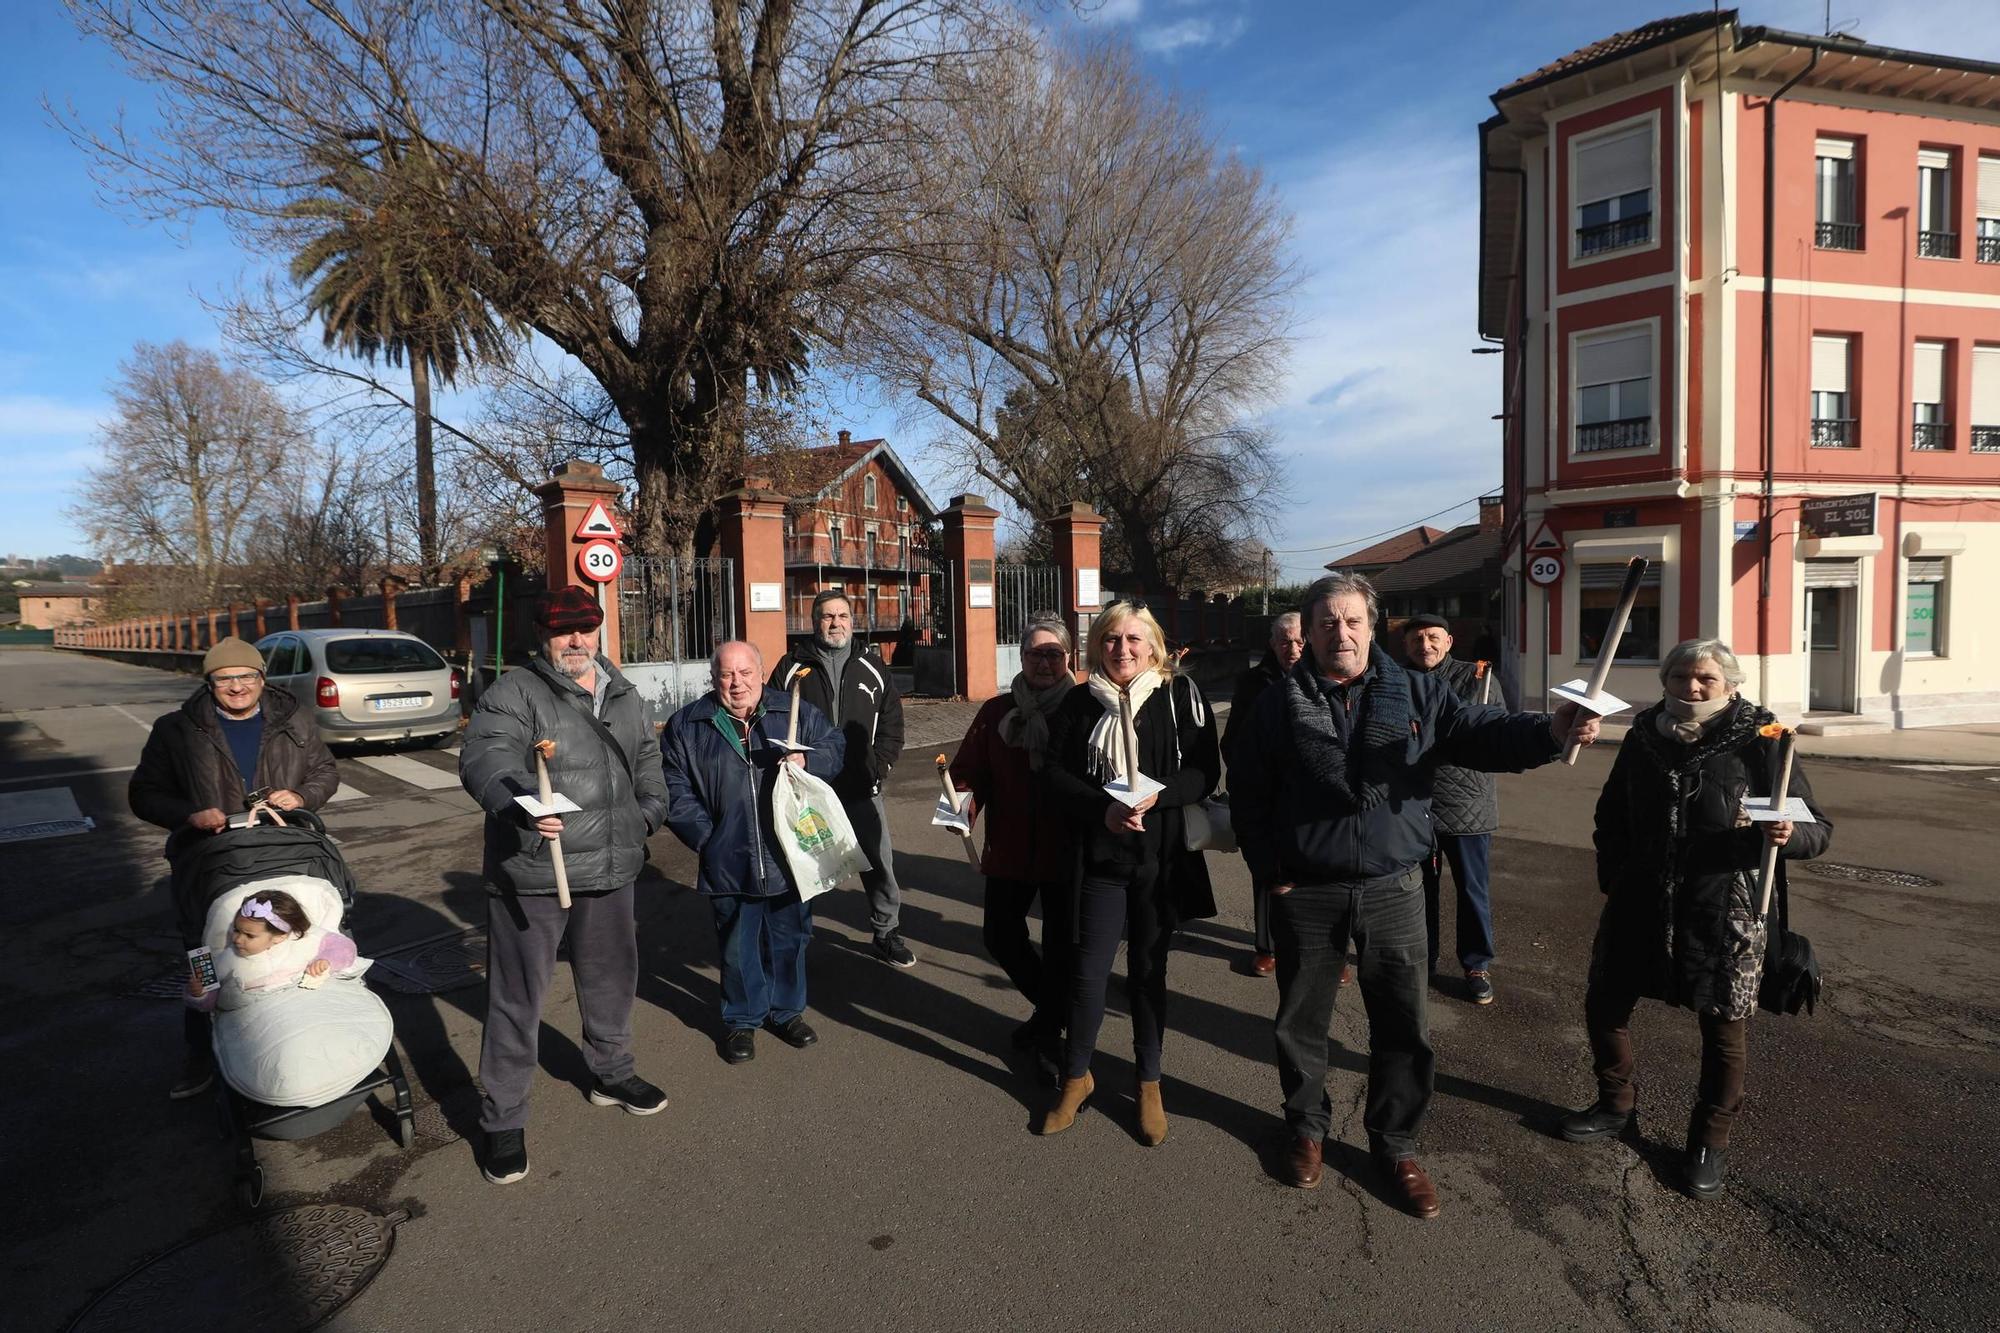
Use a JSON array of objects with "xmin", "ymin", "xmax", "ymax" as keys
[
  {"xmin": 458, "ymin": 585, "xmax": 671, "ymax": 1186},
  {"xmin": 1401, "ymin": 613, "xmax": 1502, "ymax": 1006},
  {"xmin": 131, "ymin": 636, "xmax": 340, "ymax": 1099}
]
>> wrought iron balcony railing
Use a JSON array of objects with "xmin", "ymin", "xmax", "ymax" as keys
[
  {"xmin": 1815, "ymin": 220, "xmax": 1862, "ymax": 250},
  {"xmin": 1576, "ymin": 215, "xmax": 1651, "ymax": 257},
  {"xmin": 1810, "ymin": 417, "xmax": 1857, "ymax": 448},
  {"xmin": 1575, "ymin": 417, "xmax": 1651, "ymax": 454},
  {"xmin": 1978, "ymin": 234, "xmax": 2000, "ymax": 264},
  {"xmin": 1917, "ymin": 230, "xmax": 1959, "ymax": 259},
  {"xmin": 1973, "ymin": 425, "xmax": 2000, "ymax": 453},
  {"xmin": 1911, "ymin": 421, "xmax": 1952, "ymax": 451}
]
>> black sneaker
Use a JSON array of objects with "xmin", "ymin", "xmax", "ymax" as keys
[
  {"xmin": 874, "ymin": 930, "xmax": 917, "ymax": 969},
  {"xmin": 588, "ymin": 1074, "xmax": 668, "ymax": 1115},
  {"xmin": 483, "ymin": 1129, "xmax": 529, "ymax": 1185},
  {"xmin": 1558, "ymin": 1102, "xmax": 1633, "ymax": 1143},
  {"xmin": 1466, "ymin": 970, "xmax": 1495, "ymax": 1005},
  {"xmin": 169, "ymin": 1053, "xmax": 215, "ymax": 1101},
  {"xmin": 1685, "ymin": 1145, "xmax": 1727, "ymax": 1199}
]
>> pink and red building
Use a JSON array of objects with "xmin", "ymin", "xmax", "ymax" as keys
[{"xmin": 1481, "ymin": 12, "xmax": 2000, "ymax": 729}]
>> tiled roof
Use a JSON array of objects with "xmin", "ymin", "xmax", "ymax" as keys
[
  {"xmin": 1326, "ymin": 526, "xmax": 1445, "ymax": 571},
  {"xmin": 1370, "ymin": 525, "xmax": 1505, "ymax": 595},
  {"xmin": 1496, "ymin": 10, "xmax": 1732, "ymax": 97}
]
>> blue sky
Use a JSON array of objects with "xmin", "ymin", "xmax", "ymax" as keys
[{"xmin": 4, "ymin": 1, "xmax": 1996, "ymax": 576}]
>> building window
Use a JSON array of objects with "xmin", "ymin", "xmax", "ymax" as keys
[
  {"xmin": 1811, "ymin": 335, "xmax": 1856, "ymax": 447},
  {"xmin": 897, "ymin": 495, "xmax": 909, "ymax": 513},
  {"xmin": 1977, "ymin": 155, "xmax": 2000, "ymax": 264},
  {"xmin": 865, "ymin": 529, "xmax": 878, "ymax": 567},
  {"xmin": 1973, "ymin": 346, "xmax": 2000, "ymax": 453},
  {"xmin": 1578, "ymin": 562, "xmax": 1662, "ymax": 664},
  {"xmin": 1913, "ymin": 341, "xmax": 1952, "ymax": 451},
  {"xmin": 1815, "ymin": 138, "xmax": 1861, "ymax": 250},
  {"xmin": 1574, "ymin": 328, "xmax": 1653, "ymax": 454},
  {"xmin": 1918, "ymin": 149, "xmax": 1958, "ymax": 258},
  {"xmin": 827, "ymin": 523, "xmax": 843, "ymax": 563},
  {"xmin": 1573, "ymin": 124, "xmax": 1652, "ymax": 258},
  {"xmin": 864, "ymin": 473, "xmax": 878, "ymax": 509},
  {"xmin": 1906, "ymin": 558, "xmax": 1947, "ymax": 657},
  {"xmin": 898, "ymin": 535, "xmax": 909, "ymax": 568}
]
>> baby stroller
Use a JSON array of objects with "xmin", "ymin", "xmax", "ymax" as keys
[{"xmin": 177, "ymin": 808, "xmax": 414, "ymax": 1209}]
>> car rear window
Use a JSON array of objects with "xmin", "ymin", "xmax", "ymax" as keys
[{"xmin": 324, "ymin": 638, "xmax": 447, "ymax": 674}]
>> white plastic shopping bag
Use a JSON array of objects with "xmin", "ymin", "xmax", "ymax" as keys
[{"xmin": 770, "ymin": 763, "xmax": 870, "ymax": 901}]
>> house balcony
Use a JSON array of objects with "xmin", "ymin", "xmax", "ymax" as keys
[
  {"xmin": 1576, "ymin": 215, "xmax": 1650, "ymax": 258},
  {"xmin": 1815, "ymin": 220, "xmax": 1862, "ymax": 251},
  {"xmin": 1973, "ymin": 425, "xmax": 2000, "ymax": 454},
  {"xmin": 1911, "ymin": 421, "xmax": 1952, "ymax": 452},
  {"xmin": 1917, "ymin": 230, "xmax": 1959, "ymax": 259},
  {"xmin": 785, "ymin": 537, "xmax": 915, "ymax": 572},
  {"xmin": 1810, "ymin": 418, "xmax": 1857, "ymax": 449},
  {"xmin": 1575, "ymin": 417, "xmax": 1650, "ymax": 454},
  {"xmin": 1979, "ymin": 235, "xmax": 2000, "ymax": 264}
]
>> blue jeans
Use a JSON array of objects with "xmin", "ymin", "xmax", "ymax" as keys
[
  {"xmin": 711, "ymin": 891, "xmax": 812, "ymax": 1030},
  {"xmin": 1423, "ymin": 832, "xmax": 1495, "ymax": 972},
  {"xmin": 1064, "ymin": 870, "xmax": 1170, "ymax": 1082},
  {"xmin": 1271, "ymin": 869, "xmax": 1432, "ymax": 1159}
]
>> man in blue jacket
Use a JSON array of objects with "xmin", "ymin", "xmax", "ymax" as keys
[
  {"xmin": 1231, "ymin": 573, "xmax": 1599, "ymax": 1217},
  {"xmin": 662, "ymin": 640, "xmax": 844, "ymax": 1064}
]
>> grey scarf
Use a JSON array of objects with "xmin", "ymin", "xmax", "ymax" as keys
[
  {"xmin": 997, "ymin": 672, "xmax": 1074, "ymax": 771},
  {"xmin": 1281, "ymin": 645, "xmax": 1411, "ymax": 811},
  {"xmin": 805, "ymin": 638, "xmax": 852, "ymax": 725},
  {"xmin": 1657, "ymin": 692, "xmax": 1735, "ymax": 743}
]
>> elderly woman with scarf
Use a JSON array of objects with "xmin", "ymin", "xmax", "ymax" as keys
[
  {"xmin": 1036, "ymin": 601, "xmax": 1219, "ymax": 1146},
  {"xmin": 1561, "ymin": 638, "xmax": 1832, "ymax": 1201},
  {"xmin": 947, "ymin": 616, "xmax": 1079, "ymax": 1079}
]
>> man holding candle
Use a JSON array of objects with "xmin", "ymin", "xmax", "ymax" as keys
[
  {"xmin": 770, "ymin": 590, "xmax": 913, "ymax": 968},
  {"xmin": 663, "ymin": 640, "xmax": 844, "ymax": 1065},
  {"xmin": 1230, "ymin": 573, "xmax": 1601, "ymax": 1216},
  {"xmin": 457, "ymin": 585, "xmax": 671, "ymax": 1186}
]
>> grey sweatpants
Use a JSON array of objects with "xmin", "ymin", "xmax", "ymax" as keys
[
  {"xmin": 479, "ymin": 884, "xmax": 638, "ymax": 1132},
  {"xmin": 844, "ymin": 791, "xmax": 904, "ymax": 936}
]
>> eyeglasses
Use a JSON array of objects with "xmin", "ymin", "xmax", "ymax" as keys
[
  {"xmin": 1022, "ymin": 647, "xmax": 1067, "ymax": 661},
  {"xmin": 210, "ymin": 672, "xmax": 263, "ymax": 687}
]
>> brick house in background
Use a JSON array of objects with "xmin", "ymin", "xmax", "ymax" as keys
[
  {"xmin": 1481, "ymin": 12, "xmax": 2000, "ymax": 729},
  {"xmin": 12, "ymin": 582, "xmax": 106, "ymax": 629},
  {"xmin": 1323, "ymin": 525, "xmax": 1445, "ymax": 582},
  {"xmin": 781, "ymin": 431, "xmax": 940, "ymax": 658},
  {"xmin": 1373, "ymin": 496, "xmax": 1509, "ymax": 654}
]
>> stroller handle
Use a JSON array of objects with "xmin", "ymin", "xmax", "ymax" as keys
[{"xmin": 244, "ymin": 805, "xmax": 327, "ymax": 835}]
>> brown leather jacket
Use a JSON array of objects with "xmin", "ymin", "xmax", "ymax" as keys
[{"xmin": 129, "ymin": 684, "xmax": 340, "ymax": 844}]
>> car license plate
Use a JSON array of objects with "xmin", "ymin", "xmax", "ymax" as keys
[{"xmin": 370, "ymin": 694, "xmax": 429, "ymax": 712}]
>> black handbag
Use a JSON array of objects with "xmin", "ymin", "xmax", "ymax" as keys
[{"xmin": 1758, "ymin": 875, "xmax": 1822, "ymax": 1016}]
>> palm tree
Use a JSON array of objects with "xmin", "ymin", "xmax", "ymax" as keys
[{"xmin": 288, "ymin": 144, "xmax": 515, "ymax": 581}]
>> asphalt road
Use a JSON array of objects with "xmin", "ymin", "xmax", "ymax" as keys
[{"xmin": 2, "ymin": 647, "xmax": 1995, "ymax": 1331}]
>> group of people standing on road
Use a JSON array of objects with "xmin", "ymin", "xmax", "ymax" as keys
[{"xmin": 132, "ymin": 567, "xmax": 1831, "ymax": 1215}]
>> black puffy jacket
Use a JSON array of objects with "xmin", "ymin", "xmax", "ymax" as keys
[
  {"xmin": 130, "ymin": 685, "xmax": 339, "ymax": 842},
  {"xmin": 458, "ymin": 654, "xmax": 668, "ymax": 896},
  {"xmin": 1411, "ymin": 656, "xmax": 1499, "ymax": 836}
]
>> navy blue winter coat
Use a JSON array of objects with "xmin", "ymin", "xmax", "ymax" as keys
[{"xmin": 661, "ymin": 688, "xmax": 845, "ymax": 898}]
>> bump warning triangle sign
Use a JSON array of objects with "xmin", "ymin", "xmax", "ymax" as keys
[{"xmin": 573, "ymin": 501, "xmax": 622, "ymax": 541}]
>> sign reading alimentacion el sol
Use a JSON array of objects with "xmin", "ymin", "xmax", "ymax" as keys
[{"xmin": 1799, "ymin": 493, "xmax": 1876, "ymax": 540}]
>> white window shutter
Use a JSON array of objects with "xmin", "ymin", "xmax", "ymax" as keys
[
  {"xmin": 1913, "ymin": 342, "xmax": 1946, "ymax": 404},
  {"xmin": 1918, "ymin": 148, "xmax": 1952, "ymax": 172},
  {"xmin": 1815, "ymin": 137, "xmax": 1855, "ymax": 161},
  {"xmin": 1576, "ymin": 127, "xmax": 1650, "ymax": 203},
  {"xmin": 1812, "ymin": 336, "xmax": 1851, "ymax": 394},
  {"xmin": 1972, "ymin": 346, "xmax": 2000, "ymax": 425},
  {"xmin": 1977, "ymin": 156, "xmax": 2000, "ymax": 219},
  {"xmin": 1577, "ymin": 330, "xmax": 1651, "ymax": 386}
]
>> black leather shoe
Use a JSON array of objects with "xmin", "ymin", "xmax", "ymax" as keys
[
  {"xmin": 1558, "ymin": 1102, "xmax": 1632, "ymax": 1143},
  {"xmin": 721, "ymin": 1029, "xmax": 756, "ymax": 1064},
  {"xmin": 766, "ymin": 1016, "xmax": 818, "ymax": 1048},
  {"xmin": 1685, "ymin": 1145, "xmax": 1727, "ymax": 1199}
]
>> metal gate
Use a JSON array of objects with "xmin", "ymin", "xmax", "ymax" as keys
[
  {"xmin": 905, "ymin": 555, "xmax": 957, "ymax": 697},
  {"xmin": 619, "ymin": 556, "xmax": 736, "ymax": 720},
  {"xmin": 994, "ymin": 563, "xmax": 1059, "ymax": 683}
]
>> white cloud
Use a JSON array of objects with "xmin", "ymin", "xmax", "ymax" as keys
[
  {"xmin": 0, "ymin": 395, "xmax": 106, "ymax": 441},
  {"xmin": 1138, "ymin": 14, "xmax": 1248, "ymax": 56}
]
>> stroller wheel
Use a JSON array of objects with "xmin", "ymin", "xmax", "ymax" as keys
[
  {"xmin": 396, "ymin": 1114, "xmax": 417, "ymax": 1150},
  {"xmin": 237, "ymin": 1165, "xmax": 265, "ymax": 1211}
]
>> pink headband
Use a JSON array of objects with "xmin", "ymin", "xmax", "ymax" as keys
[{"xmin": 240, "ymin": 899, "xmax": 293, "ymax": 934}]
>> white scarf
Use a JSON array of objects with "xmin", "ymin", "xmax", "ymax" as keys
[
  {"xmin": 1086, "ymin": 668, "xmax": 1164, "ymax": 785},
  {"xmin": 216, "ymin": 931, "xmax": 317, "ymax": 994},
  {"xmin": 1657, "ymin": 692, "xmax": 1735, "ymax": 743}
]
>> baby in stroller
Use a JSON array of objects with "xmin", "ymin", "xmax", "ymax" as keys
[{"xmin": 187, "ymin": 888, "xmax": 358, "ymax": 1012}]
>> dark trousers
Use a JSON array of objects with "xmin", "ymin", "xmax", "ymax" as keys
[
  {"xmin": 1251, "ymin": 876, "xmax": 1276, "ymax": 955},
  {"xmin": 479, "ymin": 885, "xmax": 638, "ymax": 1133},
  {"xmin": 984, "ymin": 876, "xmax": 1067, "ymax": 1032},
  {"xmin": 711, "ymin": 890, "xmax": 812, "ymax": 1031},
  {"xmin": 1271, "ymin": 869, "xmax": 1431, "ymax": 1160},
  {"xmin": 1064, "ymin": 871, "xmax": 1170, "ymax": 1082},
  {"xmin": 1586, "ymin": 975, "xmax": 1748, "ymax": 1149},
  {"xmin": 844, "ymin": 791, "xmax": 902, "ymax": 935},
  {"xmin": 1422, "ymin": 832, "xmax": 1495, "ymax": 972}
]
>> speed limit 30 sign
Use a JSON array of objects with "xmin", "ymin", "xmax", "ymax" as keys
[
  {"xmin": 577, "ymin": 539, "xmax": 623, "ymax": 583},
  {"xmin": 1527, "ymin": 552, "xmax": 1564, "ymax": 586}
]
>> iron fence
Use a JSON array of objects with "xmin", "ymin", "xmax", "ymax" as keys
[
  {"xmin": 994, "ymin": 564, "xmax": 1059, "ymax": 643},
  {"xmin": 620, "ymin": 556, "xmax": 736, "ymax": 666}
]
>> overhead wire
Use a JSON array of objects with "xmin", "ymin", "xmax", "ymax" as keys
[{"xmin": 1268, "ymin": 494, "xmax": 1486, "ymax": 556}]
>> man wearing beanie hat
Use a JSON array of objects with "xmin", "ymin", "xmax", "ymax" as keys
[
  {"xmin": 458, "ymin": 582, "xmax": 671, "ymax": 1185},
  {"xmin": 130, "ymin": 635, "xmax": 340, "ymax": 1099}
]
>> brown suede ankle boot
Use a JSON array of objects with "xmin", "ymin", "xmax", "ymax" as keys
[
  {"xmin": 1038, "ymin": 1072, "xmax": 1094, "ymax": 1135},
  {"xmin": 1136, "ymin": 1079, "xmax": 1168, "ymax": 1146}
]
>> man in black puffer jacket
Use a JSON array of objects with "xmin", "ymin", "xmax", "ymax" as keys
[
  {"xmin": 1223, "ymin": 611, "xmax": 1305, "ymax": 976},
  {"xmin": 458, "ymin": 586, "xmax": 670, "ymax": 1186},
  {"xmin": 1401, "ymin": 614, "xmax": 1501, "ymax": 1005}
]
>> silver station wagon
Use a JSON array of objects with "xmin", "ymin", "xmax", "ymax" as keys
[{"xmin": 254, "ymin": 628, "xmax": 463, "ymax": 748}]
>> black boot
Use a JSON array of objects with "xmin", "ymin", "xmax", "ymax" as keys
[
  {"xmin": 1685, "ymin": 1143, "xmax": 1727, "ymax": 1199},
  {"xmin": 1558, "ymin": 1100, "xmax": 1632, "ymax": 1143}
]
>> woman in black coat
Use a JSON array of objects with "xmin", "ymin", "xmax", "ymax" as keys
[
  {"xmin": 1559, "ymin": 638, "xmax": 1832, "ymax": 1200},
  {"xmin": 1038, "ymin": 601, "xmax": 1218, "ymax": 1146}
]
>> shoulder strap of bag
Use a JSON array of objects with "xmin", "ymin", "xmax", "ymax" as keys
[{"xmin": 527, "ymin": 666, "xmax": 638, "ymax": 783}]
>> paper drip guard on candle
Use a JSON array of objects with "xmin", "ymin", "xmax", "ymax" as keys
[
  {"xmin": 512, "ymin": 792, "xmax": 583, "ymax": 819},
  {"xmin": 1547, "ymin": 678, "xmax": 1632, "ymax": 720}
]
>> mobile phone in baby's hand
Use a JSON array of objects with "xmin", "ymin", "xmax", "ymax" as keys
[{"xmin": 187, "ymin": 947, "xmax": 218, "ymax": 995}]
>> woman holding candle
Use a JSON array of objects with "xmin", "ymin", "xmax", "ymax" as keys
[
  {"xmin": 1037, "ymin": 601, "xmax": 1219, "ymax": 1145},
  {"xmin": 1560, "ymin": 638, "xmax": 1832, "ymax": 1200}
]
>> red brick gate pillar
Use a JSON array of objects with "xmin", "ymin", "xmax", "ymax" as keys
[
  {"xmin": 941, "ymin": 493, "xmax": 1001, "ymax": 701},
  {"xmin": 1048, "ymin": 501, "xmax": 1106, "ymax": 674},
  {"xmin": 533, "ymin": 460, "xmax": 627, "ymax": 665},
  {"xmin": 717, "ymin": 476, "xmax": 791, "ymax": 673}
]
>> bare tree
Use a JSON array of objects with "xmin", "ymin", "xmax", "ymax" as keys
[
  {"xmin": 62, "ymin": 0, "xmax": 1027, "ymax": 559},
  {"xmin": 241, "ymin": 443, "xmax": 383, "ymax": 598},
  {"xmin": 70, "ymin": 341, "xmax": 302, "ymax": 601},
  {"xmin": 858, "ymin": 42, "xmax": 1296, "ymax": 591}
]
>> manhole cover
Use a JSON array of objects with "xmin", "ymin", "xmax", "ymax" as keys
[
  {"xmin": 367, "ymin": 927, "xmax": 487, "ymax": 994},
  {"xmin": 68, "ymin": 1205, "xmax": 401, "ymax": 1333},
  {"xmin": 413, "ymin": 1100, "xmax": 466, "ymax": 1143},
  {"xmin": 1803, "ymin": 862, "xmax": 1941, "ymax": 889},
  {"xmin": 131, "ymin": 970, "xmax": 190, "ymax": 1000}
]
